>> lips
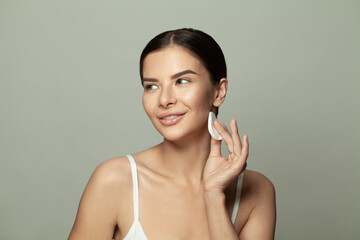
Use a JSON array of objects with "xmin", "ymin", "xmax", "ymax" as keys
[
  {"xmin": 162, "ymin": 115, "xmax": 181, "ymax": 120},
  {"xmin": 157, "ymin": 112, "xmax": 186, "ymax": 126}
]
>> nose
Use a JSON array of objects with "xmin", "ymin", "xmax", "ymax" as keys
[{"xmin": 159, "ymin": 85, "xmax": 176, "ymax": 108}]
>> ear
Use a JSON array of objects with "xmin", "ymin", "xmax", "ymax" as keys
[{"xmin": 213, "ymin": 78, "xmax": 228, "ymax": 107}]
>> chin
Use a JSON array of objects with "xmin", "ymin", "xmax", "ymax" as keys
[
  {"xmin": 151, "ymin": 115, "xmax": 208, "ymax": 142},
  {"xmin": 159, "ymin": 129, "xmax": 188, "ymax": 142},
  {"xmin": 160, "ymin": 126, "xmax": 208, "ymax": 144}
]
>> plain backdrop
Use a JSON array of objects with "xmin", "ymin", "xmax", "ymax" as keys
[{"xmin": 0, "ymin": 0, "xmax": 359, "ymax": 239}]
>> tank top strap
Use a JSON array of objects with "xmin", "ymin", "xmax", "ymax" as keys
[
  {"xmin": 231, "ymin": 172, "xmax": 244, "ymax": 224},
  {"xmin": 126, "ymin": 155, "xmax": 139, "ymax": 221}
]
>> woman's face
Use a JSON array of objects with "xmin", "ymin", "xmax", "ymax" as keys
[{"xmin": 141, "ymin": 45, "xmax": 216, "ymax": 142}]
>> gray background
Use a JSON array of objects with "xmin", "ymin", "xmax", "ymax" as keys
[{"xmin": 1, "ymin": 0, "xmax": 359, "ymax": 239}]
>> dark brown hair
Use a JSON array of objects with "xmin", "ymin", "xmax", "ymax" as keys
[{"xmin": 139, "ymin": 28, "xmax": 227, "ymax": 86}]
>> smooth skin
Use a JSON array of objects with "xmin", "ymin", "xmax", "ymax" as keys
[{"xmin": 68, "ymin": 45, "xmax": 276, "ymax": 240}]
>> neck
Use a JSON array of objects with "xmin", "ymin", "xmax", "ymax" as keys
[{"xmin": 156, "ymin": 127, "xmax": 211, "ymax": 186}]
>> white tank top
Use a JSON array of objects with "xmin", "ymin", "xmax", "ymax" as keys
[{"xmin": 123, "ymin": 155, "xmax": 244, "ymax": 240}]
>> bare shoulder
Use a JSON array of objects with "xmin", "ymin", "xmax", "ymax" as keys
[
  {"xmin": 80, "ymin": 156, "xmax": 134, "ymax": 199},
  {"xmin": 239, "ymin": 169, "xmax": 276, "ymax": 239},
  {"xmin": 243, "ymin": 169, "xmax": 275, "ymax": 199},
  {"xmin": 90, "ymin": 156, "xmax": 132, "ymax": 188},
  {"xmin": 68, "ymin": 156, "xmax": 132, "ymax": 240},
  {"xmin": 77, "ymin": 155, "xmax": 134, "ymax": 215}
]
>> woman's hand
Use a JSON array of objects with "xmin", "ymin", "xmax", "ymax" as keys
[{"xmin": 203, "ymin": 119, "xmax": 248, "ymax": 193}]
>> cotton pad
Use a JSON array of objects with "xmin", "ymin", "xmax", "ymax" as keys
[{"xmin": 208, "ymin": 112, "xmax": 222, "ymax": 140}]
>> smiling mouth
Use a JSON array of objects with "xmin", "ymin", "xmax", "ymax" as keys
[
  {"xmin": 161, "ymin": 114, "xmax": 184, "ymax": 120},
  {"xmin": 158, "ymin": 113, "xmax": 185, "ymax": 126}
]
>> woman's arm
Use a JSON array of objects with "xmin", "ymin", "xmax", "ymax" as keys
[
  {"xmin": 239, "ymin": 173, "xmax": 276, "ymax": 239},
  {"xmin": 203, "ymin": 120, "xmax": 276, "ymax": 239},
  {"xmin": 204, "ymin": 172, "xmax": 276, "ymax": 240},
  {"xmin": 68, "ymin": 160, "xmax": 124, "ymax": 240},
  {"xmin": 203, "ymin": 190, "xmax": 239, "ymax": 239},
  {"xmin": 203, "ymin": 119, "xmax": 247, "ymax": 239}
]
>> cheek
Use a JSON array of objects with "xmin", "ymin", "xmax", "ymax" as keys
[
  {"xmin": 182, "ymin": 86, "xmax": 213, "ymax": 111},
  {"xmin": 142, "ymin": 94, "xmax": 153, "ymax": 117}
]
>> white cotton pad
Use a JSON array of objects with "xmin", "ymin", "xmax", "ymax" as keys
[{"xmin": 208, "ymin": 112, "xmax": 222, "ymax": 140}]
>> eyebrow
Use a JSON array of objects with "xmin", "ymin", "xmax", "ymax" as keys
[
  {"xmin": 142, "ymin": 69, "xmax": 198, "ymax": 84},
  {"xmin": 171, "ymin": 69, "xmax": 198, "ymax": 79}
]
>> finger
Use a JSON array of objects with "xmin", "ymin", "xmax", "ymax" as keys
[
  {"xmin": 241, "ymin": 135, "xmax": 249, "ymax": 161},
  {"xmin": 235, "ymin": 135, "xmax": 249, "ymax": 173},
  {"xmin": 230, "ymin": 119, "xmax": 242, "ymax": 156},
  {"xmin": 209, "ymin": 135, "xmax": 222, "ymax": 157},
  {"xmin": 214, "ymin": 120, "xmax": 234, "ymax": 155}
]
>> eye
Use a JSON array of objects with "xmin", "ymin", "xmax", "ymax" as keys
[
  {"xmin": 144, "ymin": 84, "xmax": 158, "ymax": 90},
  {"xmin": 176, "ymin": 78, "xmax": 190, "ymax": 84}
]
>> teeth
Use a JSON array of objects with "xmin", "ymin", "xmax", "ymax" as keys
[{"xmin": 163, "ymin": 115, "xmax": 178, "ymax": 120}]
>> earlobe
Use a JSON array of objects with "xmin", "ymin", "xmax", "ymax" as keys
[{"xmin": 213, "ymin": 78, "xmax": 228, "ymax": 107}]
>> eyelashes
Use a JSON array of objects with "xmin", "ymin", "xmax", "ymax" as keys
[
  {"xmin": 144, "ymin": 78, "xmax": 190, "ymax": 91},
  {"xmin": 145, "ymin": 84, "xmax": 158, "ymax": 90},
  {"xmin": 176, "ymin": 78, "xmax": 190, "ymax": 84}
]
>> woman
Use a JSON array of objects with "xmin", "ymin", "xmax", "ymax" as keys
[{"xmin": 68, "ymin": 28, "xmax": 276, "ymax": 240}]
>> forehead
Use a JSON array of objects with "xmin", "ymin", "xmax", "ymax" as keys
[{"xmin": 142, "ymin": 46, "xmax": 208, "ymax": 78}]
